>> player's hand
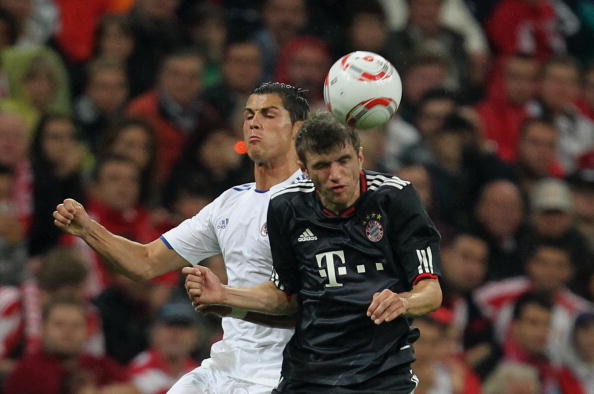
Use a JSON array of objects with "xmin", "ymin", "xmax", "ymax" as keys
[
  {"xmin": 366, "ymin": 289, "xmax": 409, "ymax": 325},
  {"xmin": 183, "ymin": 266, "xmax": 225, "ymax": 306},
  {"xmin": 53, "ymin": 198, "xmax": 92, "ymax": 237}
]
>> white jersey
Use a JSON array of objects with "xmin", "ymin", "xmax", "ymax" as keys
[{"xmin": 161, "ymin": 171, "xmax": 302, "ymax": 387}]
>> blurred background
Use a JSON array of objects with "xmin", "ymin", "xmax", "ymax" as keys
[{"xmin": 0, "ymin": 0, "xmax": 593, "ymax": 393}]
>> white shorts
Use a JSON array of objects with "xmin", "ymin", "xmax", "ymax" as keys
[{"xmin": 167, "ymin": 362, "xmax": 276, "ymax": 394}]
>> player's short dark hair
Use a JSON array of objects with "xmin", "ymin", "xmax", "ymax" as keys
[
  {"xmin": 37, "ymin": 247, "xmax": 88, "ymax": 292},
  {"xmin": 296, "ymin": 112, "xmax": 360, "ymax": 165},
  {"xmin": 42, "ymin": 294, "xmax": 87, "ymax": 322},
  {"xmin": 251, "ymin": 82, "xmax": 309, "ymax": 124},
  {"xmin": 511, "ymin": 292, "xmax": 554, "ymax": 321}
]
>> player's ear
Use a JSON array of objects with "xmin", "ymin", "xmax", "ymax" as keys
[
  {"xmin": 291, "ymin": 120, "xmax": 304, "ymax": 138},
  {"xmin": 298, "ymin": 160, "xmax": 308, "ymax": 176},
  {"xmin": 357, "ymin": 146, "xmax": 364, "ymax": 169}
]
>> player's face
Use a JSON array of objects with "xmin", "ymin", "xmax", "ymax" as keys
[
  {"xmin": 303, "ymin": 143, "xmax": 364, "ymax": 214},
  {"xmin": 243, "ymin": 93, "xmax": 298, "ymax": 165}
]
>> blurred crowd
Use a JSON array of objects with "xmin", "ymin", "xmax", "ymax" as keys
[{"xmin": 0, "ymin": 0, "xmax": 593, "ymax": 393}]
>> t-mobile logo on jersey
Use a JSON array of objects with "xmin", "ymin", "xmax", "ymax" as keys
[
  {"xmin": 316, "ymin": 250, "xmax": 347, "ymax": 287},
  {"xmin": 316, "ymin": 250, "xmax": 386, "ymax": 288}
]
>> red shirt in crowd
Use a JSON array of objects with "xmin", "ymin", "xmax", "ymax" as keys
[{"xmin": 4, "ymin": 350, "xmax": 129, "ymax": 394}]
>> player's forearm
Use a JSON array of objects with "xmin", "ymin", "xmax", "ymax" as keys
[
  {"xmin": 222, "ymin": 281, "xmax": 295, "ymax": 315},
  {"xmin": 401, "ymin": 279, "xmax": 442, "ymax": 317},
  {"xmin": 82, "ymin": 219, "xmax": 155, "ymax": 281}
]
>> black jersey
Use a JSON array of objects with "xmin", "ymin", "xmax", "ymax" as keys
[{"xmin": 267, "ymin": 170, "xmax": 441, "ymax": 386}]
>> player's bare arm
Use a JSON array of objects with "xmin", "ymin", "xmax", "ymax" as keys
[
  {"xmin": 366, "ymin": 278, "xmax": 442, "ymax": 325},
  {"xmin": 183, "ymin": 266, "xmax": 297, "ymax": 316},
  {"xmin": 53, "ymin": 198, "xmax": 189, "ymax": 280}
]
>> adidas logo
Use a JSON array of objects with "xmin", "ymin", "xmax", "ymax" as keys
[{"xmin": 298, "ymin": 228, "xmax": 317, "ymax": 242}]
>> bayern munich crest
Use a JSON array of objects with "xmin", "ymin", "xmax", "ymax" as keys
[{"xmin": 365, "ymin": 219, "xmax": 384, "ymax": 242}]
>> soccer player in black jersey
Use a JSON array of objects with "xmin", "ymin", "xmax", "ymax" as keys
[{"xmin": 184, "ymin": 112, "xmax": 443, "ymax": 393}]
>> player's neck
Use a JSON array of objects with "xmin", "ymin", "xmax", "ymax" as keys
[{"xmin": 253, "ymin": 153, "xmax": 300, "ymax": 191}]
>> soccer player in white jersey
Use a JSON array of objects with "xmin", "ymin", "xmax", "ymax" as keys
[{"xmin": 53, "ymin": 82, "xmax": 310, "ymax": 393}]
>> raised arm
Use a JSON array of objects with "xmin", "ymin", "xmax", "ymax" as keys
[
  {"xmin": 53, "ymin": 199, "xmax": 189, "ymax": 280},
  {"xmin": 183, "ymin": 266, "xmax": 297, "ymax": 316}
]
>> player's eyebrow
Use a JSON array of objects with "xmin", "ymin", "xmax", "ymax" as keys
[{"xmin": 243, "ymin": 105, "xmax": 281, "ymax": 114}]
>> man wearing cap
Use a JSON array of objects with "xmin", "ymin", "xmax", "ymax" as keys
[
  {"xmin": 526, "ymin": 178, "xmax": 594, "ymax": 294},
  {"xmin": 129, "ymin": 302, "xmax": 200, "ymax": 394}
]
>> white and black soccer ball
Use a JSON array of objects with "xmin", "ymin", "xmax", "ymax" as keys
[{"xmin": 324, "ymin": 51, "xmax": 402, "ymax": 130}]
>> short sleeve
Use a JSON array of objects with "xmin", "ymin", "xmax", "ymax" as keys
[
  {"xmin": 267, "ymin": 197, "xmax": 300, "ymax": 295},
  {"xmin": 160, "ymin": 201, "xmax": 221, "ymax": 265},
  {"xmin": 387, "ymin": 184, "xmax": 441, "ymax": 286}
]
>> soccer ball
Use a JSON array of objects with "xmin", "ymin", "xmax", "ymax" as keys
[{"xmin": 324, "ymin": 51, "xmax": 402, "ymax": 130}]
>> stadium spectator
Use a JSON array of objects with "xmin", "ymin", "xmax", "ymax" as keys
[
  {"xmin": 95, "ymin": 271, "xmax": 170, "ymax": 365},
  {"xmin": 513, "ymin": 117, "xmax": 563, "ymax": 197},
  {"xmin": 97, "ymin": 118, "xmax": 158, "ymax": 205},
  {"xmin": 74, "ymin": 155, "xmax": 166, "ymax": 295},
  {"xmin": 252, "ymin": 0, "xmax": 308, "ymax": 82},
  {"xmin": 482, "ymin": 362, "xmax": 541, "ymax": 394},
  {"xmin": 74, "ymin": 58, "xmax": 129, "ymax": 151},
  {"xmin": 471, "ymin": 179, "xmax": 528, "ymax": 280},
  {"xmin": 274, "ymin": 36, "xmax": 331, "ymax": 109},
  {"xmin": 475, "ymin": 242, "xmax": 592, "ymax": 367},
  {"xmin": 29, "ymin": 115, "xmax": 85, "ymax": 257},
  {"xmin": 4, "ymin": 295, "xmax": 134, "ymax": 394},
  {"xmin": 567, "ymin": 156, "xmax": 594, "ymax": 248},
  {"xmin": 129, "ymin": 302, "xmax": 200, "ymax": 394},
  {"xmin": 562, "ymin": 311, "xmax": 594, "ymax": 392},
  {"xmin": 494, "ymin": 292, "xmax": 581, "ymax": 393},
  {"xmin": 0, "ymin": 165, "xmax": 26, "ymax": 286},
  {"xmin": 438, "ymin": 233, "xmax": 498, "ymax": 375},
  {"xmin": 0, "ymin": 46, "xmax": 70, "ymax": 132},
  {"xmin": 412, "ymin": 314, "xmax": 481, "ymax": 394},
  {"xmin": 0, "ymin": 248, "xmax": 105, "ymax": 381},
  {"xmin": 486, "ymin": 0, "xmax": 565, "ymax": 70},
  {"xmin": 525, "ymin": 178, "xmax": 594, "ymax": 288},
  {"xmin": 533, "ymin": 55, "xmax": 594, "ymax": 173},
  {"xmin": 0, "ymin": 112, "xmax": 32, "ymax": 240},
  {"xmin": 399, "ymin": 89, "xmax": 458, "ymax": 166},
  {"xmin": 340, "ymin": 0, "xmax": 389, "ymax": 58},
  {"xmin": 476, "ymin": 53, "xmax": 540, "ymax": 162},
  {"xmin": 126, "ymin": 0, "xmax": 184, "ymax": 97},
  {"xmin": 127, "ymin": 50, "xmax": 219, "ymax": 182},
  {"xmin": 167, "ymin": 125, "xmax": 251, "ymax": 198},
  {"xmin": 398, "ymin": 52, "xmax": 450, "ymax": 123},
  {"xmin": 380, "ymin": 0, "xmax": 490, "ymax": 86},
  {"xmin": 183, "ymin": 3, "xmax": 228, "ymax": 89},
  {"xmin": 385, "ymin": 0, "xmax": 472, "ymax": 96},
  {"xmin": 202, "ymin": 38, "xmax": 263, "ymax": 135}
]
